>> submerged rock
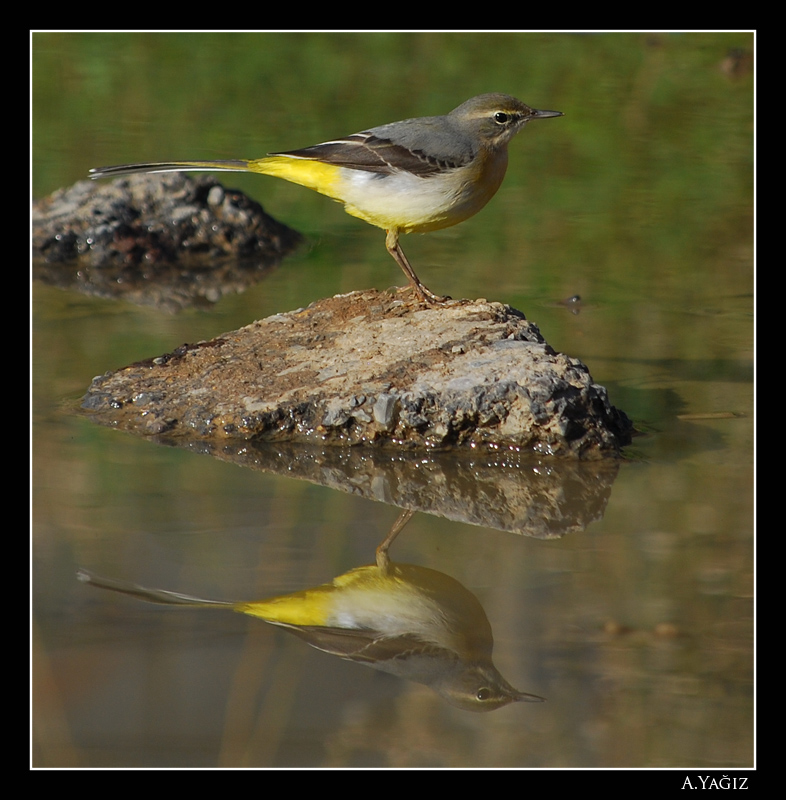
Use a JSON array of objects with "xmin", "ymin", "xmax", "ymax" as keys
[
  {"xmin": 33, "ymin": 172, "xmax": 301, "ymax": 265},
  {"xmin": 81, "ymin": 289, "xmax": 633, "ymax": 458},
  {"xmin": 33, "ymin": 173, "xmax": 302, "ymax": 311}
]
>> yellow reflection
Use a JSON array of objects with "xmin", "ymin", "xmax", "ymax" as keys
[{"xmin": 78, "ymin": 510, "xmax": 543, "ymax": 712}]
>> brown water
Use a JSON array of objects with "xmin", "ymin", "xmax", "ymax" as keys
[{"xmin": 32, "ymin": 32, "xmax": 753, "ymax": 768}]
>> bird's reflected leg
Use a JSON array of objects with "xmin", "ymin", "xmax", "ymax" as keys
[{"xmin": 375, "ymin": 508, "xmax": 416, "ymax": 572}]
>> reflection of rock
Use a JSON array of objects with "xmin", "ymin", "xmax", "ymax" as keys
[
  {"xmin": 81, "ymin": 289, "xmax": 633, "ymax": 457},
  {"xmin": 161, "ymin": 440, "xmax": 620, "ymax": 537},
  {"xmin": 32, "ymin": 174, "xmax": 302, "ymax": 311},
  {"xmin": 78, "ymin": 510, "xmax": 544, "ymax": 712},
  {"xmin": 257, "ymin": 442, "xmax": 620, "ymax": 538}
]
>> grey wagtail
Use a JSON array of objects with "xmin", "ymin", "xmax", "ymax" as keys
[
  {"xmin": 90, "ymin": 94, "xmax": 563, "ymax": 303},
  {"xmin": 77, "ymin": 511, "xmax": 545, "ymax": 711}
]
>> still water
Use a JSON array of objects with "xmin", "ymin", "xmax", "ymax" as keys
[{"xmin": 32, "ymin": 32, "xmax": 753, "ymax": 768}]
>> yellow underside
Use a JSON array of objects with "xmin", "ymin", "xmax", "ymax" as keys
[
  {"xmin": 247, "ymin": 152, "xmax": 503, "ymax": 235},
  {"xmin": 249, "ymin": 156, "xmax": 345, "ymax": 200},
  {"xmin": 234, "ymin": 565, "xmax": 398, "ymax": 627}
]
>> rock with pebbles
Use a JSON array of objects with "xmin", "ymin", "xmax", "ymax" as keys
[
  {"xmin": 33, "ymin": 172, "xmax": 301, "ymax": 266},
  {"xmin": 33, "ymin": 173, "xmax": 302, "ymax": 311},
  {"xmin": 81, "ymin": 289, "xmax": 633, "ymax": 459}
]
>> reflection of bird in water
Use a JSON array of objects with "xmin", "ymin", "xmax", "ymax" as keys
[{"xmin": 78, "ymin": 510, "xmax": 544, "ymax": 712}]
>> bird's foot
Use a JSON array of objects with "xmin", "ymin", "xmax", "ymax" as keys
[{"xmin": 410, "ymin": 283, "xmax": 451, "ymax": 304}]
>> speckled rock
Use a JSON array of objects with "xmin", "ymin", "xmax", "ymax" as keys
[
  {"xmin": 33, "ymin": 172, "xmax": 301, "ymax": 265},
  {"xmin": 33, "ymin": 173, "xmax": 302, "ymax": 311},
  {"xmin": 81, "ymin": 289, "xmax": 633, "ymax": 459}
]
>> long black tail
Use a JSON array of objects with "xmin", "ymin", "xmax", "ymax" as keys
[
  {"xmin": 89, "ymin": 160, "xmax": 252, "ymax": 179},
  {"xmin": 77, "ymin": 568, "xmax": 231, "ymax": 607}
]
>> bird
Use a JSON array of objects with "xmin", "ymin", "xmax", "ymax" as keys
[
  {"xmin": 77, "ymin": 510, "xmax": 545, "ymax": 711},
  {"xmin": 90, "ymin": 94, "xmax": 563, "ymax": 303}
]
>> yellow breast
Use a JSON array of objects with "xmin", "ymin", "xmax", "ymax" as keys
[{"xmin": 250, "ymin": 148, "xmax": 509, "ymax": 234}]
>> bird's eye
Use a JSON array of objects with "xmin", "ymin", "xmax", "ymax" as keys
[
  {"xmin": 476, "ymin": 687, "xmax": 492, "ymax": 701},
  {"xmin": 493, "ymin": 112, "xmax": 510, "ymax": 125}
]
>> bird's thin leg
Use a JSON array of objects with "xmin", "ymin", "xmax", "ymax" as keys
[
  {"xmin": 375, "ymin": 508, "xmax": 416, "ymax": 572},
  {"xmin": 385, "ymin": 229, "xmax": 448, "ymax": 304}
]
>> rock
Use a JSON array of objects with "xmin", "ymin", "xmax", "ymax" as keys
[
  {"xmin": 81, "ymin": 289, "xmax": 633, "ymax": 459},
  {"xmin": 32, "ymin": 174, "xmax": 302, "ymax": 311}
]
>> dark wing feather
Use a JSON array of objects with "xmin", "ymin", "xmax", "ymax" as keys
[
  {"xmin": 277, "ymin": 624, "xmax": 447, "ymax": 664},
  {"xmin": 273, "ymin": 132, "xmax": 457, "ymax": 177}
]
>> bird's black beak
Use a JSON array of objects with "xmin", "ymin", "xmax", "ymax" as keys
[{"xmin": 531, "ymin": 108, "xmax": 564, "ymax": 120}]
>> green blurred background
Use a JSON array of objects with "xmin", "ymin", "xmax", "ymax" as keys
[{"xmin": 32, "ymin": 32, "xmax": 753, "ymax": 768}]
